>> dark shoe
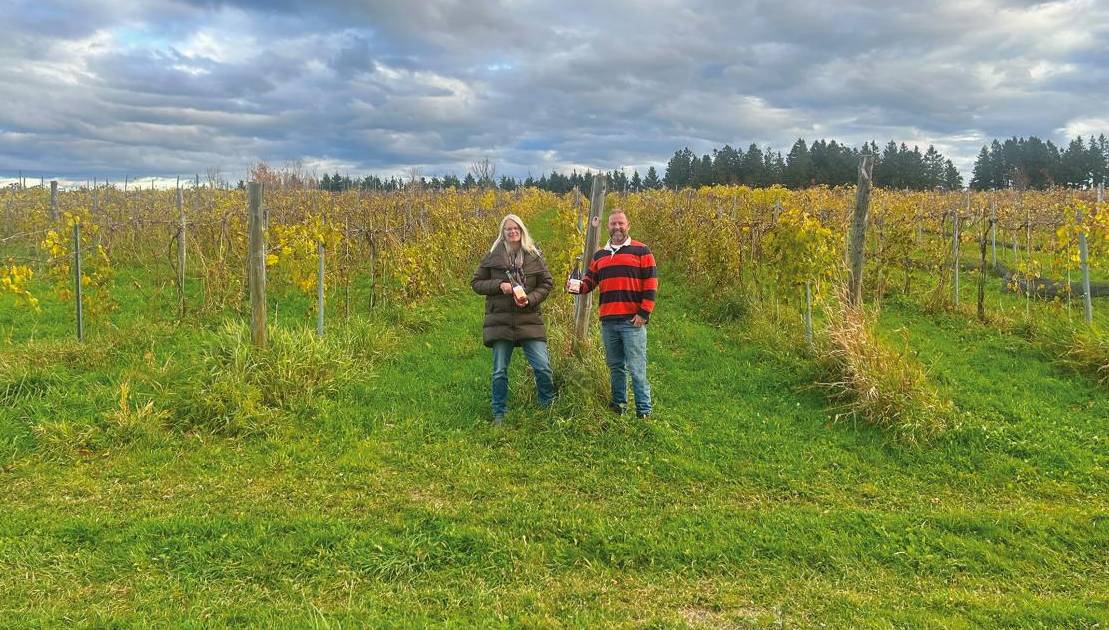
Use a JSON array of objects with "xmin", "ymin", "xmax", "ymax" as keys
[
  {"xmin": 636, "ymin": 411, "xmax": 651, "ymax": 419},
  {"xmin": 608, "ymin": 403, "xmax": 626, "ymax": 415},
  {"xmin": 493, "ymin": 414, "xmax": 505, "ymax": 426}
]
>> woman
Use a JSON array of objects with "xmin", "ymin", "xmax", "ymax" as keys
[{"xmin": 470, "ymin": 213, "xmax": 555, "ymax": 425}]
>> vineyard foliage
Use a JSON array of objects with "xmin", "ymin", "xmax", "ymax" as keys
[
  {"xmin": 1, "ymin": 183, "xmax": 1105, "ymax": 317},
  {"xmin": 1, "ymin": 185, "xmax": 585, "ymax": 313},
  {"xmin": 1, "ymin": 182, "xmax": 1107, "ymax": 438}
]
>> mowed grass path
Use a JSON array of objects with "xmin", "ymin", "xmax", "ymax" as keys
[{"xmin": 1, "ymin": 224, "xmax": 1106, "ymax": 626}]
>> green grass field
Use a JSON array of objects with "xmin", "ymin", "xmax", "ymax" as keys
[{"xmin": 1, "ymin": 215, "xmax": 1107, "ymax": 627}]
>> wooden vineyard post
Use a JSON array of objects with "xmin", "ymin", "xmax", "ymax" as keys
[
  {"xmin": 176, "ymin": 186, "xmax": 186, "ymax": 316},
  {"xmin": 1024, "ymin": 197, "xmax": 1031, "ymax": 315},
  {"xmin": 73, "ymin": 222, "xmax": 84, "ymax": 341},
  {"xmin": 247, "ymin": 182, "xmax": 267, "ymax": 348},
  {"xmin": 990, "ymin": 202, "xmax": 997, "ymax": 269},
  {"xmin": 317, "ymin": 243, "xmax": 325, "ymax": 337},
  {"xmin": 978, "ymin": 203, "xmax": 991, "ymax": 322},
  {"xmin": 953, "ymin": 194, "xmax": 965, "ymax": 307},
  {"xmin": 573, "ymin": 174, "xmax": 607, "ymax": 348},
  {"xmin": 804, "ymin": 281, "xmax": 814, "ymax": 347},
  {"xmin": 1077, "ymin": 185, "xmax": 1098, "ymax": 325},
  {"xmin": 49, "ymin": 180, "xmax": 58, "ymax": 221},
  {"xmin": 847, "ymin": 154, "xmax": 874, "ymax": 306}
]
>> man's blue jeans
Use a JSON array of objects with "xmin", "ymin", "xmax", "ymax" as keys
[
  {"xmin": 491, "ymin": 339, "xmax": 556, "ymax": 416},
  {"xmin": 600, "ymin": 317, "xmax": 651, "ymax": 415}
]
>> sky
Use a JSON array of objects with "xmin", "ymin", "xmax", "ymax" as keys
[{"xmin": 1, "ymin": 0, "xmax": 1107, "ymax": 187}]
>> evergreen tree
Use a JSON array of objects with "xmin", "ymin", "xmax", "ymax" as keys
[
  {"xmin": 875, "ymin": 141, "xmax": 901, "ymax": 188},
  {"xmin": 923, "ymin": 145, "xmax": 944, "ymax": 189},
  {"xmin": 663, "ymin": 148, "xmax": 693, "ymax": 189},
  {"xmin": 1091, "ymin": 135, "xmax": 1108, "ymax": 187},
  {"xmin": 784, "ymin": 138, "xmax": 812, "ymax": 188},
  {"xmin": 764, "ymin": 149, "xmax": 785, "ymax": 184},
  {"xmin": 742, "ymin": 144, "xmax": 766, "ymax": 187},
  {"xmin": 970, "ymin": 146, "xmax": 992, "ymax": 190},
  {"xmin": 712, "ymin": 144, "xmax": 742, "ymax": 185},
  {"xmin": 695, "ymin": 154, "xmax": 714, "ymax": 187},
  {"xmin": 611, "ymin": 169, "xmax": 629, "ymax": 192},
  {"xmin": 943, "ymin": 160, "xmax": 963, "ymax": 190},
  {"xmin": 1060, "ymin": 137, "xmax": 1088, "ymax": 187}
]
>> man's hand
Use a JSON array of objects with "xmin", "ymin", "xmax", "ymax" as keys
[
  {"xmin": 499, "ymin": 281, "xmax": 513, "ymax": 295},
  {"xmin": 631, "ymin": 314, "xmax": 647, "ymax": 327}
]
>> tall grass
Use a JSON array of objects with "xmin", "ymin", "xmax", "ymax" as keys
[
  {"xmin": 818, "ymin": 290, "xmax": 954, "ymax": 444},
  {"xmin": 166, "ymin": 320, "xmax": 398, "ymax": 436},
  {"xmin": 3, "ymin": 318, "xmax": 400, "ymax": 457}
]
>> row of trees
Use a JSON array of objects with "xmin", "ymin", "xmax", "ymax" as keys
[
  {"xmin": 313, "ymin": 138, "xmax": 963, "ymax": 194},
  {"xmin": 662, "ymin": 140, "xmax": 963, "ymax": 191},
  {"xmin": 312, "ymin": 166, "xmax": 661, "ymax": 194},
  {"xmin": 227, "ymin": 134, "xmax": 1109, "ymax": 194},
  {"xmin": 315, "ymin": 138, "xmax": 964, "ymax": 194},
  {"xmin": 969, "ymin": 135, "xmax": 1108, "ymax": 190}
]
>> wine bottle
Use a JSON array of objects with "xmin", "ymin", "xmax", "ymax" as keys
[
  {"xmin": 568, "ymin": 254, "xmax": 583, "ymax": 293},
  {"xmin": 506, "ymin": 270, "xmax": 527, "ymax": 305}
]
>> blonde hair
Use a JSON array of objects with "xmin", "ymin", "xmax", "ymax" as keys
[{"xmin": 490, "ymin": 213, "xmax": 541, "ymax": 256}]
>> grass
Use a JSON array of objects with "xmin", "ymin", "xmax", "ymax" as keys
[
  {"xmin": 1, "ymin": 225, "xmax": 1107, "ymax": 626},
  {"xmin": 818, "ymin": 291, "xmax": 953, "ymax": 444}
]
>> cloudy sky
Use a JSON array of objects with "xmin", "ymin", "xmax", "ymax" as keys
[{"xmin": 2, "ymin": 0, "xmax": 1106, "ymax": 185}]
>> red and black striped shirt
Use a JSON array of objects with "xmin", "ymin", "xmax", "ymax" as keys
[{"xmin": 579, "ymin": 239, "xmax": 658, "ymax": 321}]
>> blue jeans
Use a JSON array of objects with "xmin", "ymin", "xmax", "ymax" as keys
[
  {"xmin": 491, "ymin": 339, "xmax": 556, "ymax": 416},
  {"xmin": 600, "ymin": 317, "xmax": 651, "ymax": 415}
]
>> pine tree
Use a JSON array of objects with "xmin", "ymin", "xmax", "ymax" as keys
[
  {"xmin": 712, "ymin": 144, "xmax": 742, "ymax": 185},
  {"xmin": 784, "ymin": 138, "xmax": 812, "ymax": 188},
  {"xmin": 664, "ymin": 148, "xmax": 695, "ymax": 189},
  {"xmin": 923, "ymin": 145, "xmax": 944, "ymax": 189},
  {"xmin": 970, "ymin": 146, "xmax": 992, "ymax": 190},
  {"xmin": 943, "ymin": 160, "xmax": 963, "ymax": 190},
  {"xmin": 742, "ymin": 144, "xmax": 765, "ymax": 186}
]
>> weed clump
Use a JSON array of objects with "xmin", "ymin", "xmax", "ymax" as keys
[
  {"xmin": 167, "ymin": 320, "xmax": 396, "ymax": 436},
  {"xmin": 818, "ymin": 290, "xmax": 954, "ymax": 444}
]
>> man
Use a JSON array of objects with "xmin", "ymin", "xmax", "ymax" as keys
[{"xmin": 567, "ymin": 210, "xmax": 657, "ymax": 418}]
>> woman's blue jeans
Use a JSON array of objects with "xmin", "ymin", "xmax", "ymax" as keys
[
  {"xmin": 600, "ymin": 317, "xmax": 651, "ymax": 415},
  {"xmin": 491, "ymin": 339, "xmax": 556, "ymax": 416}
]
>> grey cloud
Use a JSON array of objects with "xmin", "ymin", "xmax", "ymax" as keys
[{"xmin": 1, "ymin": 0, "xmax": 1107, "ymax": 182}]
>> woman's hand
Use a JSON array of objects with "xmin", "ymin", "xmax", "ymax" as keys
[{"xmin": 499, "ymin": 282, "xmax": 513, "ymax": 295}]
